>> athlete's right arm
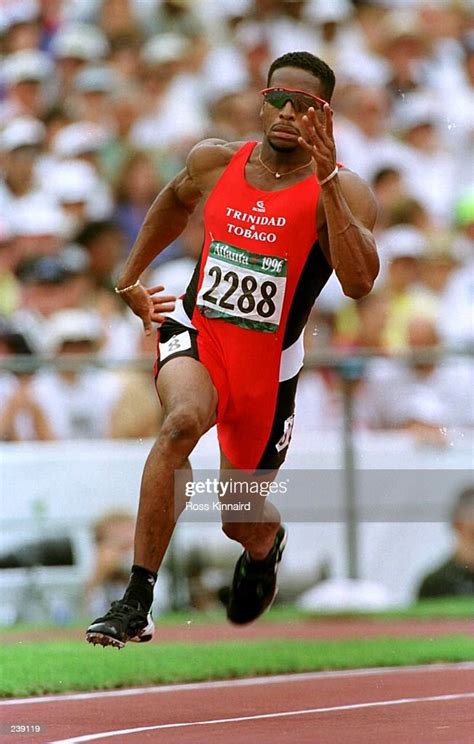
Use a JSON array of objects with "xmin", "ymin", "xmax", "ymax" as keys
[
  {"xmin": 116, "ymin": 139, "xmax": 229, "ymax": 289},
  {"xmin": 114, "ymin": 139, "xmax": 231, "ymax": 334}
]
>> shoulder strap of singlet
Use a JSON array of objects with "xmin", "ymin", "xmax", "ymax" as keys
[
  {"xmin": 205, "ymin": 141, "xmax": 258, "ymax": 198},
  {"xmin": 226, "ymin": 140, "xmax": 258, "ymax": 172}
]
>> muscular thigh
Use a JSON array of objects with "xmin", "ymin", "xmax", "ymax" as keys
[{"xmin": 156, "ymin": 356, "xmax": 217, "ymax": 431}]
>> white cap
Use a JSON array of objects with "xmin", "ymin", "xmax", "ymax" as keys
[
  {"xmin": 214, "ymin": 0, "xmax": 252, "ymax": 14},
  {"xmin": 45, "ymin": 159, "xmax": 99, "ymax": 203},
  {"xmin": 0, "ymin": 116, "xmax": 45, "ymax": 151},
  {"xmin": 10, "ymin": 201, "xmax": 69, "ymax": 238},
  {"xmin": 141, "ymin": 33, "xmax": 189, "ymax": 65},
  {"xmin": 394, "ymin": 94, "xmax": 439, "ymax": 132},
  {"xmin": 74, "ymin": 65, "xmax": 117, "ymax": 93},
  {"xmin": 1, "ymin": 50, "xmax": 53, "ymax": 86},
  {"xmin": 52, "ymin": 122, "xmax": 109, "ymax": 158},
  {"xmin": 46, "ymin": 309, "xmax": 102, "ymax": 351},
  {"xmin": 380, "ymin": 10, "xmax": 424, "ymax": 45},
  {"xmin": 61, "ymin": 0, "xmax": 102, "ymax": 23},
  {"xmin": 379, "ymin": 225, "xmax": 427, "ymax": 261},
  {"xmin": 0, "ymin": 0, "xmax": 39, "ymax": 30},
  {"xmin": 51, "ymin": 23, "xmax": 109, "ymax": 61},
  {"xmin": 234, "ymin": 22, "xmax": 267, "ymax": 50},
  {"xmin": 306, "ymin": 0, "xmax": 352, "ymax": 24}
]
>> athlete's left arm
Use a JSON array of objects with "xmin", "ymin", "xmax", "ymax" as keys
[{"xmin": 299, "ymin": 106, "xmax": 379, "ymax": 299}]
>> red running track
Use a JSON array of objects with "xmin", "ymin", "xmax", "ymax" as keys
[{"xmin": 1, "ymin": 663, "xmax": 473, "ymax": 744}]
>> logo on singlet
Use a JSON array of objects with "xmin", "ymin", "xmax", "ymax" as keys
[
  {"xmin": 252, "ymin": 200, "xmax": 266, "ymax": 213},
  {"xmin": 275, "ymin": 414, "xmax": 295, "ymax": 453}
]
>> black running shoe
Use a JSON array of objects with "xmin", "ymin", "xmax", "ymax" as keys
[
  {"xmin": 226, "ymin": 526, "xmax": 287, "ymax": 625},
  {"xmin": 85, "ymin": 599, "xmax": 154, "ymax": 649}
]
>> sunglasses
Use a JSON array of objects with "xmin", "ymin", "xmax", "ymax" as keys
[{"xmin": 260, "ymin": 87, "xmax": 328, "ymax": 114}]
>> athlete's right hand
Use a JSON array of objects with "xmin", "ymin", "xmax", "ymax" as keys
[{"xmin": 119, "ymin": 283, "xmax": 176, "ymax": 335}]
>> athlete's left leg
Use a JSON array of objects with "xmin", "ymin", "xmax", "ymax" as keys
[
  {"xmin": 219, "ymin": 450, "xmax": 288, "ymax": 624},
  {"xmin": 219, "ymin": 450, "xmax": 281, "ymax": 560},
  {"xmin": 219, "ymin": 372, "xmax": 298, "ymax": 557}
]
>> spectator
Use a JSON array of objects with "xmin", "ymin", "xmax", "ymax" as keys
[
  {"xmin": 334, "ymin": 84, "xmax": 409, "ymax": 183},
  {"xmin": 0, "ymin": 218, "xmax": 21, "ymax": 316},
  {"xmin": 394, "ymin": 94, "xmax": 456, "ymax": 225},
  {"xmin": 0, "ymin": 1, "xmax": 42, "ymax": 56},
  {"xmin": 334, "ymin": 291, "xmax": 389, "ymax": 353},
  {"xmin": 0, "ymin": 116, "xmax": 48, "ymax": 213},
  {"xmin": 50, "ymin": 23, "xmax": 110, "ymax": 99},
  {"xmin": 113, "ymin": 151, "xmax": 164, "ymax": 252},
  {"xmin": 0, "ymin": 316, "xmax": 54, "ymax": 441},
  {"xmin": 10, "ymin": 201, "xmax": 69, "ymax": 259},
  {"xmin": 448, "ymin": 32, "xmax": 474, "ymax": 190},
  {"xmin": 376, "ymin": 11, "xmax": 428, "ymax": 99},
  {"xmin": 362, "ymin": 316, "xmax": 474, "ymax": 442},
  {"xmin": 107, "ymin": 33, "xmax": 143, "ymax": 90},
  {"xmin": 14, "ymin": 250, "xmax": 91, "ymax": 353},
  {"xmin": 50, "ymin": 122, "xmax": 114, "ymax": 219},
  {"xmin": 439, "ymin": 190, "xmax": 474, "ymax": 347},
  {"xmin": 0, "ymin": 50, "xmax": 52, "ymax": 123},
  {"xmin": 98, "ymin": 0, "xmax": 142, "ymax": 43},
  {"xmin": 410, "ymin": 233, "xmax": 458, "ymax": 318},
  {"xmin": 70, "ymin": 63, "xmax": 119, "ymax": 130},
  {"xmin": 371, "ymin": 166, "xmax": 406, "ymax": 233},
  {"xmin": 100, "ymin": 89, "xmax": 144, "ymax": 181},
  {"xmin": 385, "ymin": 195, "xmax": 434, "ymax": 233},
  {"xmin": 130, "ymin": 33, "xmax": 207, "ymax": 152},
  {"xmin": 84, "ymin": 510, "xmax": 135, "ymax": 616},
  {"xmin": 27, "ymin": 309, "xmax": 122, "ymax": 439},
  {"xmin": 206, "ymin": 88, "xmax": 261, "ymax": 143},
  {"xmin": 417, "ymin": 487, "xmax": 474, "ymax": 599},
  {"xmin": 75, "ymin": 219, "xmax": 124, "ymax": 289},
  {"xmin": 108, "ymin": 331, "xmax": 161, "ymax": 439},
  {"xmin": 376, "ymin": 224, "xmax": 428, "ymax": 350},
  {"xmin": 45, "ymin": 159, "xmax": 105, "ymax": 239}
]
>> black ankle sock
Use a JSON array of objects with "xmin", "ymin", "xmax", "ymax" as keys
[{"xmin": 124, "ymin": 565, "xmax": 157, "ymax": 611}]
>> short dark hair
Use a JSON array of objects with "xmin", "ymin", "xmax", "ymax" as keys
[
  {"xmin": 451, "ymin": 486, "xmax": 474, "ymax": 524},
  {"xmin": 267, "ymin": 51, "xmax": 336, "ymax": 102},
  {"xmin": 76, "ymin": 220, "xmax": 120, "ymax": 248}
]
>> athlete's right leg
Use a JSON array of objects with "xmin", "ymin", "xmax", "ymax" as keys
[
  {"xmin": 86, "ymin": 357, "xmax": 217, "ymax": 647},
  {"xmin": 133, "ymin": 356, "xmax": 217, "ymax": 573}
]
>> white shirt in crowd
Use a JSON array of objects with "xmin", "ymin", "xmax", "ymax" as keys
[
  {"xmin": 0, "ymin": 369, "xmax": 122, "ymax": 440},
  {"xmin": 438, "ymin": 257, "xmax": 474, "ymax": 347},
  {"xmin": 361, "ymin": 358, "xmax": 474, "ymax": 431}
]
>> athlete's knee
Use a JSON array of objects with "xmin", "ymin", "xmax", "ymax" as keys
[{"xmin": 159, "ymin": 407, "xmax": 206, "ymax": 449}]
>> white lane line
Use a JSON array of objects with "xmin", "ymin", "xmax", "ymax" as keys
[
  {"xmin": 2, "ymin": 662, "xmax": 474, "ymax": 706},
  {"xmin": 48, "ymin": 692, "xmax": 474, "ymax": 744}
]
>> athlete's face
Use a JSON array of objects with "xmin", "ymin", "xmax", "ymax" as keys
[{"xmin": 261, "ymin": 67, "xmax": 327, "ymax": 153}]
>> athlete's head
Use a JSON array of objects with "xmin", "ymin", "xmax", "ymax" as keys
[
  {"xmin": 267, "ymin": 52, "xmax": 336, "ymax": 103},
  {"xmin": 261, "ymin": 52, "xmax": 336, "ymax": 153}
]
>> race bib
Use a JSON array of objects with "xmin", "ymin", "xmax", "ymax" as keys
[{"xmin": 197, "ymin": 241, "xmax": 287, "ymax": 332}]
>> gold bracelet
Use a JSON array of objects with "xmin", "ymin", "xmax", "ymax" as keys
[
  {"xmin": 319, "ymin": 166, "xmax": 339, "ymax": 186},
  {"xmin": 114, "ymin": 279, "xmax": 141, "ymax": 294}
]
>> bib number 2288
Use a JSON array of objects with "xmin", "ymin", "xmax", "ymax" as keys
[{"xmin": 197, "ymin": 241, "xmax": 287, "ymax": 333}]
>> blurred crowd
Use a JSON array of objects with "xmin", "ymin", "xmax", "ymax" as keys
[{"xmin": 0, "ymin": 0, "xmax": 473, "ymax": 443}]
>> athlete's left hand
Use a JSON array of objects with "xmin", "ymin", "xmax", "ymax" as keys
[{"xmin": 298, "ymin": 104, "xmax": 337, "ymax": 184}]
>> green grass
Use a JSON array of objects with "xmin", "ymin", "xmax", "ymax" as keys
[
  {"xmin": 1, "ymin": 598, "xmax": 473, "ymax": 635},
  {"xmin": 156, "ymin": 598, "xmax": 474, "ymax": 624},
  {"xmin": 1, "ymin": 635, "xmax": 473, "ymax": 698}
]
